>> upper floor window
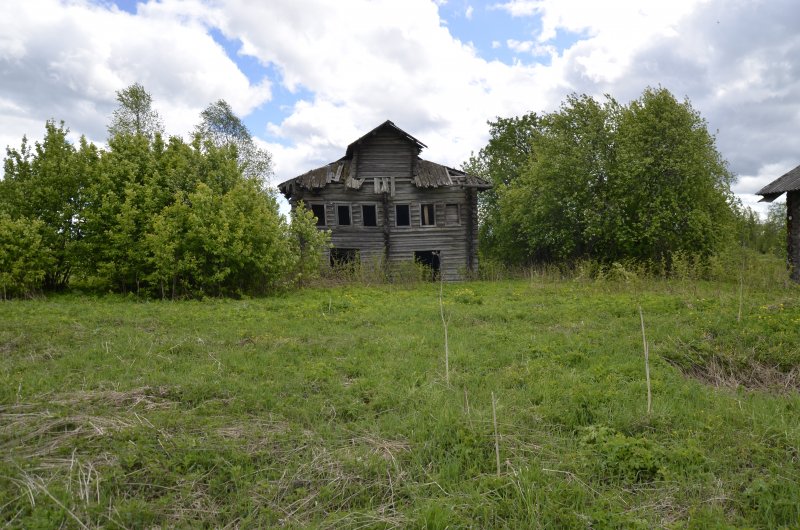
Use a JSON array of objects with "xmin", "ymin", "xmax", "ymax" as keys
[
  {"xmin": 337, "ymin": 204, "xmax": 351, "ymax": 225},
  {"xmin": 362, "ymin": 204, "xmax": 377, "ymax": 226},
  {"xmin": 395, "ymin": 204, "xmax": 410, "ymax": 226},
  {"xmin": 311, "ymin": 204, "xmax": 326, "ymax": 227},
  {"xmin": 420, "ymin": 204, "xmax": 435, "ymax": 226},
  {"xmin": 445, "ymin": 203, "xmax": 460, "ymax": 226}
]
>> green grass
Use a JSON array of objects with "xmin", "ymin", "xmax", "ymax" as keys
[{"xmin": 2, "ymin": 277, "xmax": 800, "ymax": 528}]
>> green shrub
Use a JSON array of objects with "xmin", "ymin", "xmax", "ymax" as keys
[
  {"xmin": 580, "ymin": 426, "xmax": 664, "ymax": 483},
  {"xmin": 742, "ymin": 475, "xmax": 800, "ymax": 527},
  {"xmin": 0, "ymin": 214, "xmax": 54, "ymax": 298}
]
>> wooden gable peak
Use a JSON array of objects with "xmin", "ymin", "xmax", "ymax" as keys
[{"xmin": 344, "ymin": 120, "xmax": 427, "ymax": 159}]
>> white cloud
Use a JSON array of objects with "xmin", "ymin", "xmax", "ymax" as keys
[
  {"xmin": 0, "ymin": 0, "xmax": 269, "ymax": 144},
  {"xmin": 506, "ymin": 39, "xmax": 534, "ymax": 53},
  {"xmin": 205, "ymin": 0, "xmax": 566, "ymax": 181},
  {"xmin": 1, "ymin": 0, "xmax": 799, "ymax": 220},
  {"xmin": 518, "ymin": 1, "xmax": 699, "ymax": 82},
  {"xmin": 492, "ymin": 1, "xmax": 539, "ymax": 17},
  {"xmin": 465, "ymin": 5, "xmax": 474, "ymax": 19}
]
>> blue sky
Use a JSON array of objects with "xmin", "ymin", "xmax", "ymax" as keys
[
  {"xmin": 205, "ymin": 27, "xmax": 314, "ymax": 145},
  {"xmin": 107, "ymin": 0, "xmax": 584, "ymax": 146},
  {"xmin": 2, "ymin": 0, "xmax": 800, "ymax": 215}
]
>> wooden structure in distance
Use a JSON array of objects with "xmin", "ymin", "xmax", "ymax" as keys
[
  {"xmin": 758, "ymin": 164, "xmax": 800, "ymax": 282},
  {"xmin": 278, "ymin": 120, "xmax": 492, "ymax": 280}
]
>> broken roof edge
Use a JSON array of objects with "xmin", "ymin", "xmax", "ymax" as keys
[
  {"xmin": 277, "ymin": 158, "xmax": 350, "ymax": 197},
  {"xmin": 278, "ymin": 157, "xmax": 492, "ymax": 198},
  {"xmin": 415, "ymin": 158, "xmax": 492, "ymax": 190},
  {"xmin": 757, "ymin": 163, "xmax": 800, "ymax": 199}
]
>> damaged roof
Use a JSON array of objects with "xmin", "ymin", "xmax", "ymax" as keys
[
  {"xmin": 277, "ymin": 120, "xmax": 491, "ymax": 197},
  {"xmin": 278, "ymin": 158, "xmax": 490, "ymax": 197},
  {"xmin": 278, "ymin": 159, "xmax": 361, "ymax": 198},
  {"xmin": 758, "ymin": 163, "xmax": 800, "ymax": 202},
  {"xmin": 414, "ymin": 159, "xmax": 491, "ymax": 189}
]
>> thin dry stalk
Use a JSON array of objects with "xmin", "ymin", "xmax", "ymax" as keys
[
  {"xmin": 21, "ymin": 472, "xmax": 90, "ymax": 530},
  {"xmin": 438, "ymin": 274, "xmax": 450, "ymax": 386},
  {"xmin": 737, "ymin": 272, "xmax": 744, "ymax": 323},
  {"xmin": 492, "ymin": 392, "xmax": 500, "ymax": 476},
  {"xmin": 639, "ymin": 306, "xmax": 652, "ymax": 415},
  {"xmin": 542, "ymin": 468, "xmax": 602, "ymax": 497}
]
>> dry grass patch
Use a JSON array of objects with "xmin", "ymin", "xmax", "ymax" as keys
[{"xmin": 667, "ymin": 356, "xmax": 800, "ymax": 394}]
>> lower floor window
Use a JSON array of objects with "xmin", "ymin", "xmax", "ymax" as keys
[{"xmin": 330, "ymin": 248, "xmax": 359, "ymax": 267}]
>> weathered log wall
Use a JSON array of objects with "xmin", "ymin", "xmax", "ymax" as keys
[
  {"xmin": 291, "ymin": 178, "xmax": 478, "ymax": 280},
  {"xmin": 789, "ymin": 190, "xmax": 799, "ymax": 282}
]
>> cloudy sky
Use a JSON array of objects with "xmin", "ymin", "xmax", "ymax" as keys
[{"xmin": 2, "ymin": 0, "xmax": 799, "ymax": 214}]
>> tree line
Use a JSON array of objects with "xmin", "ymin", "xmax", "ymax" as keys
[
  {"xmin": 0, "ymin": 84, "xmax": 327, "ymax": 299},
  {"xmin": 2, "ymin": 85, "xmax": 786, "ymax": 297},
  {"xmin": 465, "ymin": 87, "xmax": 787, "ymax": 271}
]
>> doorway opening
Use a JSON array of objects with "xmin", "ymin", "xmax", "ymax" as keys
[{"xmin": 414, "ymin": 250, "xmax": 440, "ymax": 280}]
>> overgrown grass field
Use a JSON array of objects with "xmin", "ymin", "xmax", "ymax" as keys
[{"xmin": 2, "ymin": 273, "xmax": 800, "ymax": 528}]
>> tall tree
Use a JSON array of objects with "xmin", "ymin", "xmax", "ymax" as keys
[
  {"xmin": 763, "ymin": 202, "xmax": 788, "ymax": 257},
  {"xmin": 480, "ymin": 88, "xmax": 736, "ymax": 268},
  {"xmin": 197, "ymin": 99, "xmax": 250, "ymax": 147},
  {"xmin": 736, "ymin": 202, "xmax": 787, "ymax": 256},
  {"xmin": 108, "ymin": 83, "xmax": 164, "ymax": 139},
  {"xmin": 0, "ymin": 88, "xmax": 324, "ymax": 297},
  {"xmin": 462, "ymin": 112, "xmax": 539, "ymax": 257},
  {"xmin": 196, "ymin": 99, "xmax": 273, "ymax": 184},
  {"xmin": 611, "ymin": 88, "xmax": 734, "ymax": 266},
  {"xmin": 2, "ymin": 121, "xmax": 91, "ymax": 289}
]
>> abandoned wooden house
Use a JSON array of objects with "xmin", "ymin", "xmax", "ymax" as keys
[
  {"xmin": 758, "ymin": 164, "xmax": 800, "ymax": 282},
  {"xmin": 278, "ymin": 120, "xmax": 492, "ymax": 280}
]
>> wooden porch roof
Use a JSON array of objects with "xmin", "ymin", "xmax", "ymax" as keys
[{"xmin": 758, "ymin": 163, "xmax": 800, "ymax": 202}]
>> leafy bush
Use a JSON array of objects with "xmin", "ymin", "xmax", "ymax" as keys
[
  {"xmin": 1, "ymin": 88, "xmax": 330, "ymax": 298},
  {"xmin": 473, "ymin": 88, "xmax": 737, "ymax": 268},
  {"xmin": 288, "ymin": 202, "xmax": 331, "ymax": 285},
  {"xmin": 0, "ymin": 214, "xmax": 53, "ymax": 298},
  {"xmin": 580, "ymin": 426, "xmax": 664, "ymax": 483}
]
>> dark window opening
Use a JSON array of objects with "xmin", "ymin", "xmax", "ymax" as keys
[
  {"xmin": 330, "ymin": 248, "xmax": 359, "ymax": 267},
  {"xmin": 311, "ymin": 204, "xmax": 326, "ymax": 226},
  {"xmin": 414, "ymin": 250, "xmax": 440, "ymax": 280},
  {"xmin": 337, "ymin": 205, "xmax": 351, "ymax": 225},
  {"xmin": 421, "ymin": 204, "xmax": 436, "ymax": 226},
  {"xmin": 362, "ymin": 204, "xmax": 377, "ymax": 226},
  {"xmin": 396, "ymin": 204, "xmax": 410, "ymax": 226}
]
